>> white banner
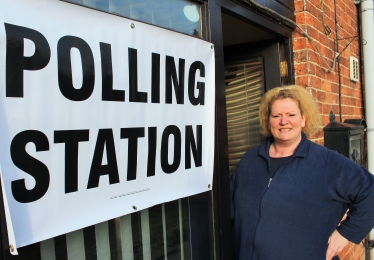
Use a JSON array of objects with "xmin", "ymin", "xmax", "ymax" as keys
[{"xmin": 0, "ymin": 0, "xmax": 215, "ymax": 252}]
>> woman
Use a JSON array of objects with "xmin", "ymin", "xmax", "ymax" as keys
[{"xmin": 230, "ymin": 85, "xmax": 374, "ymax": 260}]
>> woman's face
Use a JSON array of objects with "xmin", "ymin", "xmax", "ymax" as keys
[{"xmin": 268, "ymin": 98, "xmax": 305, "ymax": 146}]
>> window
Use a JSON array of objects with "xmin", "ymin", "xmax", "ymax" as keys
[
  {"xmin": 40, "ymin": 198, "xmax": 195, "ymax": 259},
  {"xmin": 65, "ymin": 0, "xmax": 202, "ymax": 37},
  {"xmin": 225, "ymin": 58, "xmax": 266, "ymax": 176}
]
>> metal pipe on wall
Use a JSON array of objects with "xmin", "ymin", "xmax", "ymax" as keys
[
  {"xmin": 334, "ymin": 0, "xmax": 343, "ymax": 123},
  {"xmin": 359, "ymin": 0, "xmax": 374, "ymax": 258}
]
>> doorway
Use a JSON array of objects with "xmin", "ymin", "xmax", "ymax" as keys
[{"xmin": 221, "ymin": 11, "xmax": 292, "ymax": 175}]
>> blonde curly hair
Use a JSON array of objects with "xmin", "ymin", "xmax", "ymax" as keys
[{"xmin": 259, "ymin": 85, "xmax": 321, "ymax": 137}]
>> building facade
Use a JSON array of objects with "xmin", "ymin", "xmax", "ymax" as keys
[{"xmin": 0, "ymin": 0, "xmax": 371, "ymax": 259}]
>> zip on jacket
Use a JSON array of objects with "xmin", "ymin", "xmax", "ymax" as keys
[{"xmin": 250, "ymin": 157, "xmax": 293, "ymax": 260}]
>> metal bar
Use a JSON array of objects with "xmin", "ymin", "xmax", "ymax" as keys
[
  {"xmin": 66, "ymin": 230, "xmax": 85, "ymax": 260},
  {"xmin": 40, "ymin": 238, "xmax": 56, "ymax": 260},
  {"xmin": 141, "ymin": 209, "xmax": 152, "ymax": 260},
  {"xmin": 95, "ymin": 222, "xmax": 110, "ymax": 260},
  {"xmin": 178, "ymin": 200, "xmax": 185, "ymax": 260},
  {"xmin": 162, "ymin": 204, "xmax": 168, "ymax": 260},
  {"xmin": 120, "ymin": 215, "xmax": 134, "ymax": 260}
]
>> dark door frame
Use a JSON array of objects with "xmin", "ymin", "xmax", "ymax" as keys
[
  {"xmin": 209, "ymin": 1, "xmax": 293, "ymax": 259},
  {"xmin": 224, "ymin": 39, "xmax": 284, "ymax": 92}
]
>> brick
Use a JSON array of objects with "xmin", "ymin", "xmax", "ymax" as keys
[
  {"xmin": 319, "ymin": 34, "xmax": 335, "ymax": 51},
  {"xmin": 355, "ymin": 98, "xmax": 362, "ymax": 108},
  {"xmin": 321, "ymin": 104, "xmax": 331, "ymax": 115},
  {"xmin": 306, "ymin": 86, "xmax": 317, "ymax": 96},
  {"xmin": 331, "ymin": 83, "xmax": 339, "ymax": 93},
  {"xmin": 320, "ymin": 45, "xmax": 335, "ymax": 59},
  {"xmin": 356, "ymin": 89, "xmax": 363, "ymax": 99},
  {"xmin": 309, "ymin": 63, "xmax": 317, "ymax": 75},
  {"xmin": 295, "ymin": 63, "xmax": 310, "ymax": 75},
  {"xmin": 310, "ymin": 76, "xmax": 322, "ymax": 88},
  {"xmin": 294, "ymin": 50, "xmax": 309, "ymax": 63},
  {"xmin": 329, "ymin": 105, "xmax": 340, "ymax": 117},
  {"xmin": 340, "ymin": 57, "xmax": 350, "ymax": 68},
  {"xmin": 342, "ymin": 76, "xmax": 352, "ymax": 87},
  {"xmin": 314, "ymin": 138, "xmax": 324, "ymax": 145},
  {"xmin": 321, "ymin": 81, "xmax": 332, "ymax": 92},
  {"xmin": 350, "ymin": 44, "xmax": 359, "ymax": 55},
  {"xmin": 343, "ymin": 96, "xmax": 357, "ymax": 106},
  {"xmin": 339, "ymin": 244, "xmax": 350, "ymax": 259},
  {"xmin": 340, "ymin": 65, "xmax": 350, "ymax": 76},
  {"xmin": 349, "ymin": 243, "xmax": 365, "ymax": 260},
  {"xmin": 304, "ymin": 12, "xmax": 319, "ymax": 29},
  {"xmin": 326, "ymin": 93, "xmax": 339, "ymax": 104},
  {"xmin": 305, "ymin": 1, "xmax": 321, "ymax": 19},
  {"xmin": 317, "ymin": 90, "xmax": 327, "ymax": 102},
  {"xmin": 295, "ymin": 13, "xmax": 307, "ymax": 24},
  {"xmin": 354, "ymin": 107, "xmax": 364, "ymax": 117},
  {"xmin": 342, "ymin": 106, "xmax": 354, "ymax": 115},
  {"xmin": 293, "ymin": 29, "xmax": 305, "ymax": 39},
  {"xmin": 350, "ymin": 81, "xmax": 359, "ymax": 89},
  {"xmin": 294, "ymin": 1, "xmax": 305, "ymax": 12},
  {"xmin": 322, "ymin": 14, "xmax": 335, "ymax": 33},
  {"xmin": 306, "ymin": 25, "xmax": 320, "ymax": 40},
  {"xmin": 326, "ymin": 70, "xmax": 338, "ymax": 81},
  {"xmin": 295, "ymin": 75, "xmax": 311, "ymax": 87},
  {"xmin": 293, "ymin": 37, "xmax": 309, "ymax": 50},
  {"xmin": 341, "ymin": 86, "xmax": 352, "ymax": 96},
  {"xmin": 321, "ymin": 113, "xmax": 329, "ymax": 123},
  {"xmin": 308, "ymin": 50, "xmax": 320, "ymax": 63},
  {"xmin": 315, "ymin": 65, "xmax": 327, "ymax": 79}
]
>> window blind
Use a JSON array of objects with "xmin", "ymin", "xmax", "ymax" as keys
[{"xmin": 225, "ymin": 58, "xmax": 266, "ymax": 176}]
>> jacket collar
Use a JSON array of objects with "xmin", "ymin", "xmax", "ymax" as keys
[{"xmin": 258, "ymin": 132, "xmax": 310, "ymax": 160}]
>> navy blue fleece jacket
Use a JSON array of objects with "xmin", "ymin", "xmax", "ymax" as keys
[{"xmin": 230, "ymin": 134, "xmax": 374, "ymax": 260}]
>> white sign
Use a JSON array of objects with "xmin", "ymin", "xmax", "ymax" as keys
[{"xmin": 0, "ymin": 0, "xmax": 215, "ymax": 253}]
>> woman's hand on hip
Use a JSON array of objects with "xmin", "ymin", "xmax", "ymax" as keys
[{"xmin": 326, "ymin": 230, "xmax": 349, "ymax": 260}]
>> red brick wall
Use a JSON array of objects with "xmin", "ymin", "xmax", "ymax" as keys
[
  {"xmin": 293, "ymin": 0, "xmax": 366, "ymax": 259},
  {"xmin": 338, "ymin": 242, "xmax": 366, "ymax": 260},
  {"xmin": 293, "ymin": 0, "xmax": 364, "ymax": 145}
]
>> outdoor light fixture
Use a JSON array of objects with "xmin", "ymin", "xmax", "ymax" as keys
[{"xmin": 183, "ymin": 4, "xmax": 200, "ymax": 22}]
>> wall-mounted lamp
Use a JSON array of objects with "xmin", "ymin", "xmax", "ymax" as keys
[{"xmin": 183, "ymin": 4, "xmax": 200, "ymax": 22}]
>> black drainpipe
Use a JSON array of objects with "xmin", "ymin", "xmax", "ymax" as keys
[{"xmin": 334, "ymin": 0, "xmax": 343, "ymax": 122}]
